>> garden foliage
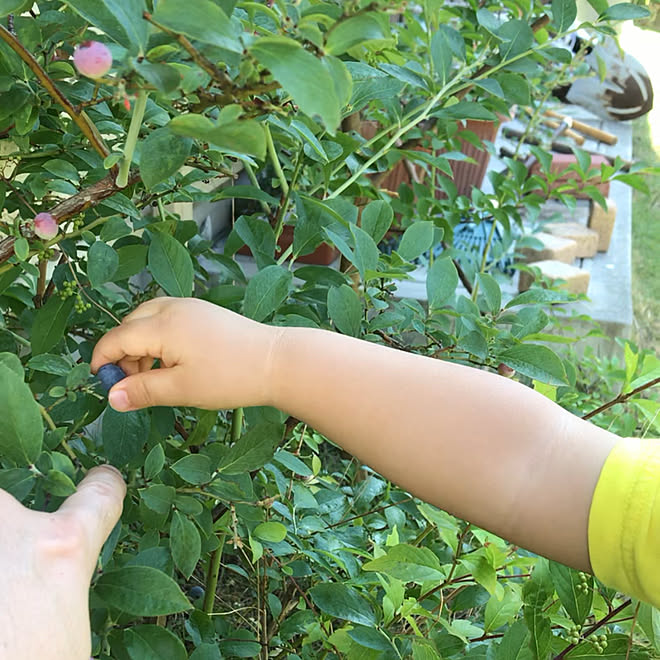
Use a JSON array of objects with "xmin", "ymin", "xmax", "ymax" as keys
[{"xmin": 0, "ymin": 0, "xmax": 659, "ymax": 658}]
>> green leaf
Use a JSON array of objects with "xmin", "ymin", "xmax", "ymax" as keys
[
  {"xmin": 250, "ymin": 37, "xmax": 343, "ymax": 131},
  {"xmin": 427, "ymin": 257, "xmax": 459, "ymax": 310},
  {"xmin": 348, "ymin": 625, "xmax": 396, "ymax": 652},
  {"xmin": 309, "ymin": 583, "xmax": 376, "ymax": 626},
  {"xmin": 506, "ymin": 289, "xmax": 574, "ymax": 307},
  {"xmin": 0, "ymin": 351, "xmax": 22, "ymax": 378},
  {"xmin": 0, "ymin": 362, "xmax": 43, "ymax": 465},
  {"xmin": 485, "ymin": 586, "xmax": 522, "ymax": 632},
  {"xmin": 549, "ymin": 562, "xmax": 593, "ymax": 626},
  {"xmin": 0, "ymin": 0, "xmax": 30, "ymax": 18},
  {"xmin": 552, "ymin": 0, "xmax": 578, "ymax": 32},
  {"xmin": 140, "ymin": 127, "xmax": 192, "ymax": 189},
  {"xmin": 231, "ymin": 215, "xmax": 276, "ymax": 270},
  {"xmin": 477, "ymin": 8, "xmax": 503, "ymax": 35},
  {"xmin": 363, "ymin": 544, "xmax": 445, "ymax": 584},
  {"xmin": 412, "ymin": 638, "xmax": 443, "ymax": 660},
  {"xmin": 143, "ymin": 443, "xmax": 165, "ymax": 480},
  {"xmin": 253, "ymin": 521, "xmax": 287, "ymax": 543},
  {"xmin": 498, "ymin": 19, "xmax": 534, "ymax": 60},
  {"xmin": 113, "ymin": 244, "xmax": 148, "ymax": 281},
  {"xmin": 0, "ymin": 468, "xmax": 35, "ymax": 502},
  {"xmin": 325, "ymin": 13, "xmax": 387, "ymax": 55},
  {"xmin": 95, "ymin": 566, "xmax": 191, "ymax": 616},
  {"xmin": 134, "ymin": 60, "xmax": 181, "ymax": 94},
  {"xmin": 431, "ymin": 28, "xmax": 453, "ymax": 85},
  {"xmin": 100, "ymin": 217, "xmax": 131, "ymax": 242},
  {"xmin": 171, "ymin": 454, "xmax": 211, "ymax": 484},
  {"xmin": 62, "ymin": 0, "xmax": 148, "ymax": 49},
  {"xmin": 496, "ymin": 73, "xmax": 531, "ymax": 106},
  {"xmin": 496, "ymin": 620, "xmax": 532, "ymax": 660},
  {"xmin": 170, "ymin": 511, "xmax": 201, "ymax": 579},
  {"xmin": 190, "ymin": 644, "xmax": 222, "ymax": 660},
  {"xmin": 27, "ymin": 354, "xmax": 72, "ymax": 376},
  {"xmin": 361, "ymin": 200, "xmax": 393, "ymax": 244},
  {"xmin": 87, "ymin": 241, "xmax": 119, "ymax": 288},
  {"xmin": 477, "ymin": 273, "xmax": 502, "ymax": 314},
  {"xmin": 13, "ymin": 237, "xmax": 29, "ymax": 261},
  {"xmin": 436, "ymin": 101, "xmax": 497, "ymax": 121},
  {"xmin": 498, "ymin": 344, "xmax": 568, "ymax": 386},
  {"xmin": 43, "ymin": 159, "xmax": 79, "ymax": 182},
  {"xmin": 102, "ymin": 408, "xmax": 150, "ymax": 467},
  {"xmin": 140, "ymin": 484, "xmax": 175, "ymax": 515},
  {"xmin": 351, "ymin": 224, "xmax": 379, "ymax": 282},
  {"xmin": 124, "ymin": 624, "xmax": 188, "ymax": 660},
  {"xmin": 152, "ymin": 0, "xmax": 241, "ymax": 52},
  {"xmin": 148, "ymin": 231, "xmax": 194, "ymax": 297},
  {"xmin": 31, "ymin": 294, "xmax": 75, "ymax": 355},
  {"xmin": 243, "ymin": 265, "xmax": 292, "ymax": 322},
  {"xmin": 217, "ymin": 422, "xmax": 279, "ymax": 475},
  {"xmin": 169, "ymin": 114, "xmax": 266, "ymax": 159},
  {"xmin": 274, "ymin": 448, "xmax": 313, "ymax": 477},
  {"xmin": 397, "ymin": 221, "xmax": 434, "ymax": 262},
  {"xmin": 599, "ymin": 3, "xmax": 651, "ymax": 20},
  {"xmin": 327, "ymin": 284, "xmax": 362, "ymax": 337},
  {"xmin": 43, "ymin": 469, "xmax": 77, "ymax": 497}
]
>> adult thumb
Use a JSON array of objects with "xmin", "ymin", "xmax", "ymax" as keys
[
  {"xmin": 57, "ymin": 465, "xmax": 126, "ymax": 561},
  {"xmin": 108, "ymin": 367, "xmax": 183, "ymax": 412}
]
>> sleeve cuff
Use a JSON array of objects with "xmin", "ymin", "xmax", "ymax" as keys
[{"xmin": 588, "ymin": 437, "xmax": 660, "ymax": 607}]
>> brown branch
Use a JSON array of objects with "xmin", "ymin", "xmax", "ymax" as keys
[
  {"xmin": 0, "ymin": 24, "xmax": 110, "ymax": 160},
  {"xmin": 0, "ymin": 172, "xmax": 140, "ymax": 265},
  {"xmin": 143, "ymin": 12, "xmax": 235, "ymax": 90},
  {"xmin": 582, "ymin": 377, "xmax": 660, "ymax": 421}
]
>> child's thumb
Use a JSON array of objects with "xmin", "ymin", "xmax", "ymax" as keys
[{"xmin": 108, "ymin": 368, "xmax": 182, "ymax": 411}]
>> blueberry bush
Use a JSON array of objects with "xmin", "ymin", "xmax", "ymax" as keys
[{"xmin": 1, "ymin": 1, "xmax": 659, "ymax": 658}]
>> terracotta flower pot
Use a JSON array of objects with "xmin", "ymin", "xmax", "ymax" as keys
[{"xmin": 359, "ymin": 118, "xmax": 500, "ymax": 198}]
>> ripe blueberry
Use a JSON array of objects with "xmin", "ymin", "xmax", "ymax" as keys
[
  {"xmin": 188, "ymin": 585, "xmax": 205, "ymax": 600},
  {"xmin": 73, "ymin": 41, "xmax": 112, "ymax": 79},
  {"xmin": 33, "ymin": 212, "xmax": 59, "ymax": 240},
  {"xmin": 97, "ymin": 363, "xmax": 127, "ymax": 392}
]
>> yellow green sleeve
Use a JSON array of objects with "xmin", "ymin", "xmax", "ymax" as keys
[{"xmin": 588, "ymin": 437, "xmax": 660, "ymax": 608}]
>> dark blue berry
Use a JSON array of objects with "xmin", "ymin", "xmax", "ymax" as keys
[
  {"xmin": 188, "ymin": 585, "xmax": 205, "ymax": 600},
  {"xmin": 97, "ymin": 363, "xmax": 127, "ymax": 392}
]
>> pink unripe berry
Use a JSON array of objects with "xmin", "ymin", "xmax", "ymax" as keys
[
  {"xmin": 73, "ymin": 41, "xmax": 112, "ymax": 79},
  {"xmin": 33, "ymin": 213, "xmax": 59, "ymax": 240}
]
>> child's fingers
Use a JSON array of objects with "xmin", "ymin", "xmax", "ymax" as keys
[
  {"xmin": 91, "ymin": 317, "xmax": 166, "ymax": 373},
  {"xmin": 108, "ymin": 366, "xmax": 186, "ymax": 411}
]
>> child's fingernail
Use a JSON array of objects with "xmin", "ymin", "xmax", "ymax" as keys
[{"xmin": 109, "ymin": 389, "xmax": 130, "ymax": 412}]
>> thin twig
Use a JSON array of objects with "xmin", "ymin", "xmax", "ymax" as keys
[{"xmin": 583, "ymin": 378, "xmax": 660, "ymax": 421}]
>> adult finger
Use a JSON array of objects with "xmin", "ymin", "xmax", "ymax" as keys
[
  {"xmin": 57, "ymin": 465, "xmax": 126, "ymax": 558},
  {"xmin": 108, "ymin": 366, "xmax": 186, "ymax": 411},
  {"xmin": 91, "ymin": 316, "xmax": 167, "ymax": 373}
]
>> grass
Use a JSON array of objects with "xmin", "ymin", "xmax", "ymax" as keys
[{"xmin": 631, "ymin": 116, "xmax": 660, "ymax": 352}]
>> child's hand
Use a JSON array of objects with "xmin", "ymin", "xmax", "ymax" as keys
[{"xmin": 91, "ymin": 298, "xmax": 281, "ymax": 412}]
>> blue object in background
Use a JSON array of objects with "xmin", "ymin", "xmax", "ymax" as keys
[{"xmin": 97, "ymin": 363, "xmax": 127, "ymax": 392}]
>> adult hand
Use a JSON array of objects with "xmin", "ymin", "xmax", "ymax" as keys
[
  {"xmin": 91, "ymin": 298, "xmax": 281, "ymax": 412},
  {"xmin": 0, "ymin": 466, "xmax": 126, "ymax": 660}
]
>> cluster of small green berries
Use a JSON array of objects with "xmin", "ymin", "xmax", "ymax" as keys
[
  {"xmin": 593, "ymin": 634, "xmax": 608, "ymax": 653},
  {"xmin": 59, "ymin": 279, "xmax": 77, "ymax": 300},
  {"xmin": 576, "ymin": 571, "xmax": 590, "ymax": 594},
  {"xmin": 37, "ymin": 248, "xmax": 55, "ymax": 260},
  {"xmin": 74, "ymin": 293, "xmax": 92, "ymax": 314},
  {"xmin": 566, "ymin": 624, "xmax": 582, "ymax": 645}
]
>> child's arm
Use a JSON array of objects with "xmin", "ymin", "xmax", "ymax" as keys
[{"xmin": 91, "ymin": 297, "xmax": 618, "ymax": 572}]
